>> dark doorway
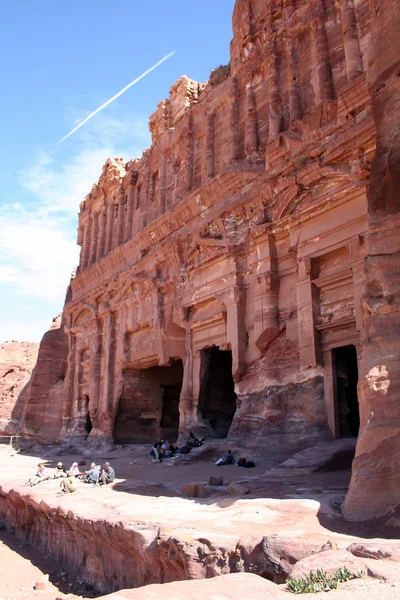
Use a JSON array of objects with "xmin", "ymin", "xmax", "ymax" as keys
[
  {"xmin": 84, "ymin": 397, "xmax": 93, "ymax": 435},
  {"xmin": 159, "ymin": 360, "xmax": 183, "ymax": 441},
  {"xmin": 113, "ymin": 360, "xmax": 183, "ymax": 444},
  {"xmin": 332, "ymin": 345, "xmax": 360, "ymax": 437},
  {"xmin": 198, "ymin": 347, "xmax": 237, "ymax": 438}
]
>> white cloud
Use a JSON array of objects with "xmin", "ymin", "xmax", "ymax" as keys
[{"xmin": 0, "ymin": 111, "xmax": 150, "ymax": 302}]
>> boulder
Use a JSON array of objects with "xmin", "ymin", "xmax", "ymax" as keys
[
  {"xmin": 209, "ymin": 475, "xmax": 224, "ymax": 486},
  {"xmin": 228, "ymin": 482, "xmax": 249, "ymax": 496},
  {"xmin": 181, "ymin": 483, "xmax": 205, "ymax": 498},
  {"xmin": 289, "ymin": 550, "xmax": 367, "ymax": 580},
  {"xmin": 347, "ymin": 542, "xmax": 400, "ymax": 563},
  {"xmin": 99, "ymin": 573, "xmax": 287, "ymax": 600}
]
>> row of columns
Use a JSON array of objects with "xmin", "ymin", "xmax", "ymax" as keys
[{"xmin": 60, "ymin": 311, "xmax": 119, "ymax": 441}]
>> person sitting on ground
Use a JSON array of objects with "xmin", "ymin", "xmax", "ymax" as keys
[
  {"xmin": 151, "ymin": 441, "xmax": 163, "ymax": 462},
  {"xmin": 53, "ymin": 461, "xmax": 67, "ymax": 479},
  {"xmin": 84, "ymin": 462, "xmax": 100, "ymax": 484},
  {"xmin": 186, "ymin": 432, "xmax": 205, "ymax": 448},
  {"xmin": 100, "ymin": 462, "xmax": 115, "ymax": 485},
  {"xmin": 29, "ymin": 462, "xmax": 51, "ymax": 487},
  {"xmin": 215, "ymin": 450, "xmax": 234, "ymax": 466},
  {"xmin": 237, "ymin": 457, "xmax": 256, "ymax": 468},
  {"xmin": 60, "ymin": 471, "xmax": 77, "ymax": 494},
  {"xmin": 69, "ymin": 462, "xmax": 80, "ymax": 476}
]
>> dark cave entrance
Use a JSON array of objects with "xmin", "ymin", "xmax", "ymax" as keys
[
  {"xmin": 332, "ymin": 345, "xmax": 360, "ymax": 438},
  {"xmin": 198, "ymin": 346, "xmax": 237, "ymax": 438},
  {"xmin": 113, "ymin": 360, "xmax": 183, "ymax": 444},
  {"xmin": 84, "ymin": 395, "xmax": 93, "ymax": 435},
  {"xmin": 160, "ymin": 360, "xmax": 184, "ymax": 441}
]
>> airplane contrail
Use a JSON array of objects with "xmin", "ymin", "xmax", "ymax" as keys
[{"xmin": 60, "ymin": 51, "xmax": 176, "ymax": 143}]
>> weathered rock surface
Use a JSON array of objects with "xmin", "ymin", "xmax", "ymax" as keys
[
  {"xmin": 342, "ymin": 0, "xmax": 400, "ymax": 522},
  {"xmin": 96, "ymin": 573, "xmax": 287, "ymax": 600},
  {"xmin": 21, "ymin": 315, "xmax": 68, "ymax": 443},
  {"xmin": 0, "ymin": 341, "xmax": 38, "ymax": 435},
  {"xmin": 0, "ymin": 449, "xmax": 371, "ymax": 595},
  {"xmin": 347, "ymin": 542, "xmax": 400, "ymax": 563}
]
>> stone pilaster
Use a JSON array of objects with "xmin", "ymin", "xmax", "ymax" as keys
[
  {"xmin": 296, "ymin": 257, "xmax": 321, "ymax": 368},
  {"xmin": 185, "ymin": 115, "xmax": 194, "ymax": 191},
  {"xmin": 230, "ymin": 79, "xmax": 240, "ymax": 161},
  {"xmin": 341, "ymin": 0, "xmax": 363, "ymax": 83},
  {"xmin": 96, "ymin": 206, "xmax": 106, "ymax": 261},
  {"xmin": 206, "ymin": 111, "xmax": 215, "ymax": 177},
  {"xmin": 313, "ymin": 5, "xmax": 335, "ymax": 101},
  {"xmin": 116, "ymin": 196, "xmax": 126, "ymax": 247},
  {"xmin": 286, "ymin": 36, "xmax": 303, "ymax": 124},
  {"xmin": 253, "ymin": 272, "xmax": 280, "ymax": 352},
  {"xmin": 267, "ymin": 36, "xmax": 283, "ymax": 137},
  {"xmin": 244, "ymin": 83, "xmax": 258, "ymax": 156},
  {"xmin": 89, "ymin": 213, "xmax": 98, "ymax": 266}
]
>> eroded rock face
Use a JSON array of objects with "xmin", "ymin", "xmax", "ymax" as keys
[
  {"xmin": 0, "ymin": 341, "xmax": 38, "ymax": 435},
  {"xmin": 21, "ymin": 315, "xmax": 68, "ymax": 443},
  {"xmin": 342, "ymin": 0, "xmax": 400, "ymax": 522}
]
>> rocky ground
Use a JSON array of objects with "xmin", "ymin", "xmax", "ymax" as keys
[{"xmin": 0, "ymin": 440, "xmax": 399, "ymax": 599}]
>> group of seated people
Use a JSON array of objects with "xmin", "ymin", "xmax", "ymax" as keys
[
  {"xmin": 151, "ymin": 432, "xmax": 205, "ymax": 462},
  {"xmin": 28, "ymin": 460, "xmax": 115, "ymax": 493},
  {"xmin": 215, "ymin": 451, "xmax": 255, "ymax": 468}
]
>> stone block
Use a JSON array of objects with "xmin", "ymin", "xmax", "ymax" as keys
[
  {"xmin": 181, "ymin": 483, "xmax": 205, "ymax": 498},
  {"xmin": 35, "ymin": 575, "xmax": 50, "ymax": 591},
  {"xmin": 209, "ymin": 475, "xmax": 223, "ymax": 486},
  {"xmin": 228, "ymin": 482, "xmax": 249, "ymax": 496}
]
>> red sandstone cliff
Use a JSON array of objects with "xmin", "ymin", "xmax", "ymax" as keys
[
  {"xmin": 0, "ymin": 341, "xmax": 39, "ymax": 435},
  {"xmin": 21, "ymin": 314, "xmax": 68, "ymax": 443},
  {"xmin": 343, "ymin": 0, "xmax": 400, "ymax": 522}
]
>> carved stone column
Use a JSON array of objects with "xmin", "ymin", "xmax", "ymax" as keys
[
  {"xmin": 116, "ymin": 196, "xmax": 126, "ymax": 247},
  {"xmin": 286, "ymin": 36, "xmax": 303, "ymax": 124},
  {"xmin": 59, "ymin": 329, "xmax": 77, "ymax": 438},
  {"xmin": 89, "ymin": 316, "xmax": 102, "ymax": 428},
  {"xmin": 159, "ymin": 152, "xmax": 167, "ymax": 212},
  {"xmin": 81, "ymin": 219, "xmax": 91, "ymax": 270},
  {"xmin": 245, "ymin": 83, "xmax": 258, "ymax": 155},
  {"xmin": 206, "ymin": 111, "xmax": 215, "ymax": 177},
  {"xmin": 96, "ymin": 206, "xmax": 106, "ymax": 261},
  {"xmin": 341, "ymin": 0, "xmax": 363, "ymax": 83},
  {"xmin": 185, "ymin": 116, "xmax": 194, "ymax": 191},
  {"xmin": 94, "ymin": 310, "xmax": 117, "ymax": 440},
  {"xmin": 267, "ymin": 36, "xmax": 283, "ymax": 137},
  {"xmin": 89, "ymin": 213, "xmax": 98, "ymax": 266},
  {"xmin": 313, "ymin": 7, "xmax": 335, "ymax": 101},
  {"xmin": 104, "ymin": 203, "xmax": 113, "ymax": 256},
  {"xmin": 179, "ymin": 308, "xmax": 195, "ymax": 433},
  {"xmin": 254, "ymin": 272, "xmax": 280, "ymax": 352},
  {"xmin": 110, "ymin": 204, "xmax": 119, "ymax": 250},
  {"xmin": 296, "ymin": 257, "xmax": 321, "ymax": 368},
  {"xmin": 230, "ymin": 79, "xmax": 240, "ymax": 161}
]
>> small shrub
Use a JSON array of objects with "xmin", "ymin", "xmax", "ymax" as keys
[
  {"xmin": 209, "ymin": 64, "xmax": 231, "ymax": 86},
  {"xmin": 287, "ymin": 567, "xmax": 364, "ymax": 594}
]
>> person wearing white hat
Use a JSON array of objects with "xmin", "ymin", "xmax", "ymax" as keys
[{"xmin": 53, "ymin": 461, "xmax": 67, "ymax": 478}]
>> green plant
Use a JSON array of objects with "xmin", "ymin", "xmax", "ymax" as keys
[
  {"xmin": 287, "ymin": 567, "xmax": 364, "ymax": 594},
  {"xmin": 209, "ymin": 64, "xmax": 231, "ymax": 86}
]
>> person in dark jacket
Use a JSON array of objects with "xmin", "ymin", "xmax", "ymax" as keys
[{"xmin": 100, "ymin": 462, "xmax": 115, "ymax": 485}]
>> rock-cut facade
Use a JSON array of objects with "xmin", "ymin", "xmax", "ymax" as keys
[{"xmin": 21, "ymin": 0, "xmax": 400, "ymax": 522}]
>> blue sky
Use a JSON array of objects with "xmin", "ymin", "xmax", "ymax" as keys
[{"xmin": 0, "ymin": 0, "xmax": 235, "ymax": 342}]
